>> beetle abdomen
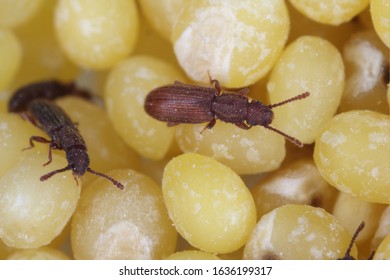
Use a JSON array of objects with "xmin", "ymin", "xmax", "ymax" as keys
[
  {"xmin": 8, "ymin": 80, "xmax": 91, "ymax": 113},
  {"xmin": 145, "ymin": 86, "xmax": 215, "ymax": 124}
]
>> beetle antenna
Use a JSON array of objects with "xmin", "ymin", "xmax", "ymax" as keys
[
  {"xmin": 344, "ymin": 221, "xmax": 365, "ymax": 259},
  {"xmin": 264, "ymin": 125, "xmax": 303, "ymax": 147},
  {"xmin": 268, "ymin": 92, "xmax": 310, "ymax": 108},
  {"xmin": 87, "ymin": 167, "xmax": 124, "ymax": 190},
  {"xmin": 367, "ymin": 250, "xmax": 376, "ymax": 260}
]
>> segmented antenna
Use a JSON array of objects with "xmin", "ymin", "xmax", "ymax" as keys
[
  {"xmin": 264, "ymin": 92, "xmax": 310, "ymax": 147},
  {"xmin": 268, "ymin": 92, "xmax": 310, "ymax": 108},
  {"xmin": 40, "ymin": 166, "xmax": 124, "ymax": 190},
  {"xmin": 87, "ymin": 167, "xmax": 124, "ymax": 190},
  {"xmin": 264, "ymin": 125, "xmax": 303, "ymax": 147},
  {"xmin": 40, "ymin": 166, "xmax": 72, "ymax": 181},
  {"xmin": 338, "ymin": 221, "xmax": 365, "ymax": 260}
]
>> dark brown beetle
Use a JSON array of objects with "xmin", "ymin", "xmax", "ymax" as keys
[
  {"xmin": 8, "ymin": 79, "xmax": 91, "ymax": 113},
  {"xmin": 144, "ymin": 78, "xmax": 309, "ymax": 147},
  {"xmin": 21, "ymin": 99, "xmax": 124, "ymax": 190}
]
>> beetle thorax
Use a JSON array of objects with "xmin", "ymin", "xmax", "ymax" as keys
[{"xmin": 246, "ymin": 101, "xmax": 274, "ymax": 126}]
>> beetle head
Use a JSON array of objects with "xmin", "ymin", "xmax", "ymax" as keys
[
  {"xmin": 246, "ymin": 101, "xmax": 274, "ymax": 126},
  {"xmin": 67, "ymin": 148, "xmax": 90, "ymax": 177}
]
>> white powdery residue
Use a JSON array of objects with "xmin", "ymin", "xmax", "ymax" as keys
[
  {"xmin": 310, "ymin": 246, "xmax": 323, "ymax": 259},
  {"xmin": 296, "ymin": 39, "xmax": 310, "ymax": 53},
  {"xmin": 212, "ymin": 200, "xmax": 222, "ymax": 209},
  {"xmin": 330, "ymin": 172, "xmax": 339, "ymax": 184},
  {"xmin": 326, "ymin": 79, "xmax": 334, "ymax": 86},
  {"xmin": 336, "ymin": 182, "xmax": 353, "ymax": 195},
  {"xmin": 0, "ymin": 121, "xmax": 8, "ymax": 131},
  {"xmin": 135, "ymin": 92, "xmax": 145, "ymax": 105},
  {"xmin": 257, "ymin": 210, "xmax": 277, "ymax": 252},
  {"xmin": 92, "ymin": 44, "xmax": 102, "ymax": 55},
  {"xmin": 327, "ymin": 250, "xmax": 339, "ymax": 259},
  {"xmin": 369, "ymin": 132, "xmax": 390, "ymax": 145},
  {"xmin": 227, "ymin": 209, "xmax": 242, "ymax": 226},
  {"xmin": 354, "ymin": 166, "xmax": 365, "ymax": 176},
  {"xmin": 146, "ymin": 128, "xmax": 156, "ymax": 137},
  {"xmin": 319, "ymin": 152, "xmax": 330, "ymax": 167},
  {"xmin": 298, "ymin": 79, "xmax": 310, "ymax": 91},
  {"xmin": 330, "ymin": 3, "xmax": 349, "ymax": 23},
  {"xmin": 287, "ymin": 62, "xmax": 296, "ymax": 70},
  {"xmin": 16, "ymin": 232, "xmax": 36, "ymax": 244},
  {"xmin": 370, "ymin": 167, "xmax": 379, "ymax": 180},
  {"xmin": 0, "ymin": 90, "xmax": 9, "ymax": 101},
  {"xmin": 237, "ymin": 30, "xmax": 270, "ymax": 80},
  {"xmin": 222, "ymin": 186, "xmax": 238, "ymax": 201},
  {"xmin": 314, "ymin": 208, "xmax": 325, "ymax": 218},
  {"xmin": 306, "ymin": 233, "xmax": 316, "ymax": 242},
  {"xmin": 229, "ymin": 212, "xmax": 240, "ymax": 226},
  {"xmin": 123, "ymin": 75, "xmax": 133, "ymax": 85},
  {"xmin": 56, "ymin": 3, "xmax": 70, "ymax": 24},
  {"xmin": 344, "ymin": 40, "xmax": 384, "ymax": 96},
  {"xmin": 320, "ymin": 131, "xmax": 347, "ymax": 148},
  {"xmin": 193, "ymin": 125, "xmax": 205, "ymax": 142},
  {"xmin": 189, "ymin": 189, "xmax": 200, "ymax": 199},
  {"xmin": 182, "ymin": 182, "xmax": 189, "ymax": 190},
  {"xmin": 234, "ymin": 22, "xmax": 259, "ymax": 53},
  {"xmin": 193, "ymin": 203, "xmax": 202, "ymax": 214},
  {"xmin": 135, "ymin": 67, "xmax": 158, "ymax": 81},
  {"xmin": 94, "ymin": 222, "xmax": 154, "ymax": 259},
  {"xmin": 211, "ymin": 143, "xmax": 234, "ymax": 160},
  {"xmin": 61, "ymin": 200, "xmax": 70, "ymax": 210},
  {"xmin": 289, "ymin": 216, "xmax": 308, "ymax": 241},
  {"xmin": 263, "ymin": 177, "xmax": 307, "ymax": 200},
  {"xmin": 329, "ymin": 221, "xmax": 338, "ymax": 232},
  {"xmin": 246, "ymin": 148, "xmax": 260, "ymax": 163},
  {"xmin": 167, "ymin": 190, "xmax": 175, "ymax": 198},
  {"xmin": 267, "ymin": 81, "xmax": 275, "ymax": 92},
  {"xmin": 240, "ymin": 137, "xmax": 254, "ymax": 147},
  {"xmin": 369, "ymin": 143, "xmax": 378, "ymax": 150},
  {"xmin": 174, "ymin": 6, "xmax": 236, "ymax": 82},
  {"xmin": 131, "ymin": 119, "xmax": 145, "ymax": 135},
  {"xmin": 70, "ymin": 0, "xmax": 82, "ymax": 13},
  {"xmin": 79, "ymin": 18, "xmax": 103, "ymax": 37},
  {"xmin": 12, "ymin": 193, "xmax": 29, "ymax": 218}
]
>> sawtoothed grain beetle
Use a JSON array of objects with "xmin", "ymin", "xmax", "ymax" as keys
[
  {"xmin": 144, "ymin": 78, "xmax": 309, "ymax": 147},
  {"xmin": 24, "ymin": 99, "xmax": 124, "ymax": 190}
]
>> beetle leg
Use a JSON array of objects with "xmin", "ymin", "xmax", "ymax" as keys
[
  {"xmin": 21, "ymin": 112, "xmax": 40, "ymax": 127},
  {"xmin": 236, "ymin": 88, "xmax": 250, "ymax": 96},
  {"xmin": 23, "ymin": 136, "xmax": 57, "ymax": 166},
  {"xmin": 235, "ymin": 122, "xmax": 251, "ymax": 130},
  {"xmin": 43, "ymin": 142, "xmax": 63, "ymax": 166},
  {"xmin": 207, "ymin": 71, "xmax": 221, "ymax": 96},
  {"xmin": 23, "ymin": 136, "xmax": 52, "ymax": 151},
  {"xmin": 167, "ymin": 122, "xmax": 180, "ymax": 127},
  {"xmin": 201, "ymin": 118, "xmax": 216, "ymax": 133}
]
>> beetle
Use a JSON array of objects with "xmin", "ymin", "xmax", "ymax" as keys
[
  {"xmin": 8, "ymin": 79, "xmax": 91, "ymax": 113},
  {"xmin": 22, "ymin": 99, "xmax": 124, "ymax": 190},
  {"xmin": 144, "ymin": 78, "xmax": 309, "ymax": 147}
]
